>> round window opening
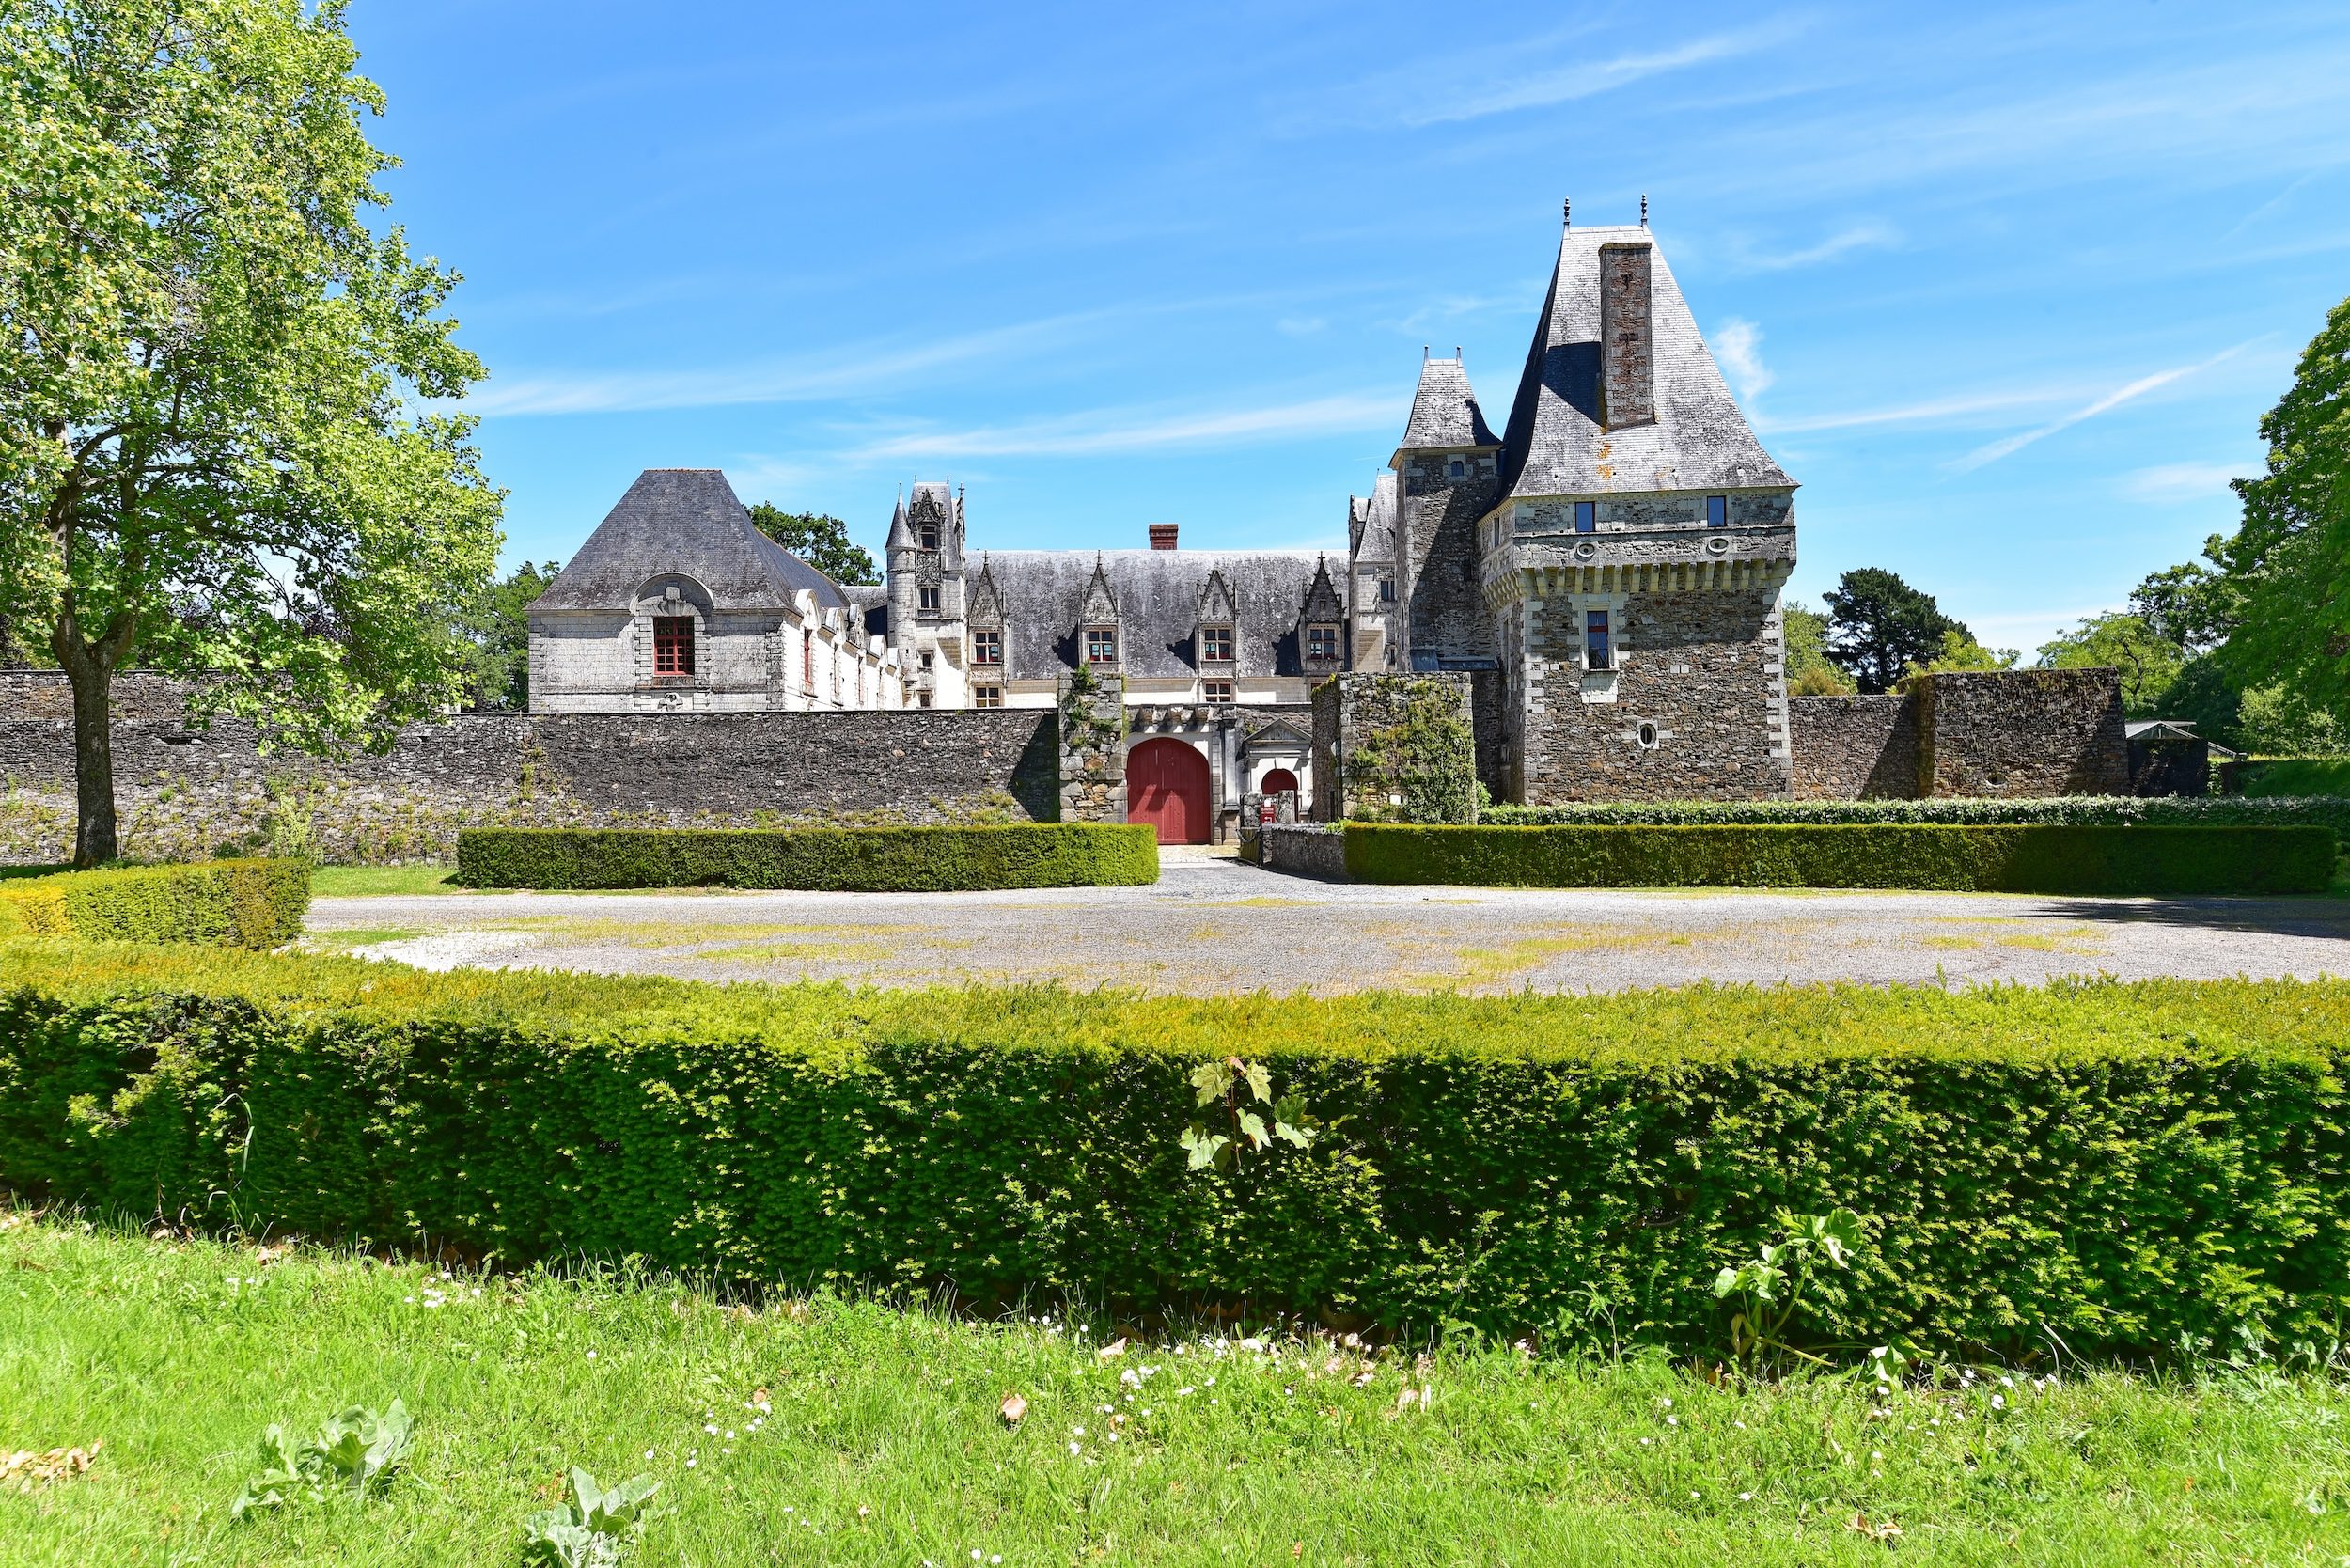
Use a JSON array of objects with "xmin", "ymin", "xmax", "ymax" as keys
[{"xmin": 1637, "ymin": 720, "xmax": 1660, "ymax": 750}]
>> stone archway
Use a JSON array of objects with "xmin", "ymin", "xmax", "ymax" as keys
[{"xmin": 1127, "ymin": 737, "xmax": 1213, "ymax": 845}]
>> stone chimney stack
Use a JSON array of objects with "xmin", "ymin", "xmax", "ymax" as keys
[
  {"xmin": 1149, "ymin": 523, "xmax": 1179, "ymax": 551},
  {"xmin": 1598, "ymin": 241, "xmax": 1655, "ymax": 430}
]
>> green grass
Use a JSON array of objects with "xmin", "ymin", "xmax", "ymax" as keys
[
  {"xmin": 309, "ymin": 864, "xmax": 471, "ymax": 898},
  {"xmin": 5, "ymin": 1210, "xmax": 2349, "ymax": 1566},
  {"xmin": 2244, "ymin": 758, "xmax": 2350, "ymax": 798}
]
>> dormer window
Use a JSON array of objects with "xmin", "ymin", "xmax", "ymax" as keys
[
  {"xmin": 1706, "ymin": 495, "xmax": 1729, "ymax": 528},
  {"xmin": 1201, "ymin": 626, "xmax": 1233, "ymax": 664},
  {"xmin": 1575, "ymin": 501, "xmax": 1596, "ymax": 534},
  {"xmin": 918, "ymin": 523, "xmax": 940, "ymax": 551},
  {"xmin": 973, "ymin": 629, "xmax": 1001, "ymax": 666},
  {"xmin": 653, "ymin": 615, "xmax": 695, "ymax": 676},
  {"xmin": 1307, "ymin": 624, "xmax": 1340, "ymax": 663},
  {"xmin": 1087, "ymin": 628, "xmax": 1119, "ymax": 664},
  {"xmin": 918, "ymin": 585, "xmax": 940, "ymax": 612}
]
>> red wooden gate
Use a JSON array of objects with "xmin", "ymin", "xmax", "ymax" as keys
[{"xmin": 1127, "ymin": 738, "xmax": 1212, "ymax": 845}]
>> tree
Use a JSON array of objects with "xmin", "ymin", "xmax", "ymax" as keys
[
  {"xmin": 455, "ymin": 559, "xmax": 557, "ymax": 711},
  {"xmin": 2130, "ymin": 555, "xmax": 2239, "ymax": 655},
  {"xmin": 2220, "ymin": 293, "xmax": 2350, "ymax": 713},
  {"xmin": 0, "ymin": 0, "xmax": 500, "ymax": 865},
  {"xmin": 2035, "ymin": 612, "xmax": 2184, "ymax": 716},
  {"xmin": 1823, "ymin": 568, "xmax": 1968, "ymax": 694},
  {"xmin": 747, "ymin": 503, "xmax": 878, "ymax": 586},
  {"xmin": 1780, "ymin": 598, "xmax": 1856, "ymax": 695}
]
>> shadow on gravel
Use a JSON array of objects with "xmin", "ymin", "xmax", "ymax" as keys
[{"xmin": 2035, "ymin": 895, "xmax": 2350, "ymax": 940}]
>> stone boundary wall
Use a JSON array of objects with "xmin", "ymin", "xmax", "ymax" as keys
[
  {"xmin": 0, "ymin": 705, "xmax": 1059, "ymax": 865},
  {"xmin": 0, "ymin": 668, "xmax": 193, "ymax": 721},
  {"xmin": 1789, "ymin": 695, "xmax": 1919, "ymax": 800},
  {"xmin": 1258, "ymin": 823, "xmax": 1348, "ymax": 880},
  {"xmin": 1788, "ymin": 671, "xmax": 2128, "ymax": 802}
]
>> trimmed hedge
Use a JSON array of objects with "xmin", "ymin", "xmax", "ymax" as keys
[
  {"xmin": 1479, "ymin": 793, "xmax": 2350, "ymax": 847},
  {"xmin": 3, "ymin": 942, "xmax": 2349, "ymax": 1356},
  {"xmin": 0, "ymin": 860, "xmax": 308, "ymax": 948},
  {"xmin": 456, "ymin": 823, "xmax": 1160, "ymax": 891},
  {"xmin": 1344, "ymin": 823, "xmax": 2336, "ymax": 894}
]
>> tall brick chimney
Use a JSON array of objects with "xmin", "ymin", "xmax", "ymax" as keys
[
  {"xmin": 1149, "ymin": 523, "xmax": 1179, "ymax": 551},
  {"xmin": 1598, "ymin": 242, "xmax": 1655, "ymax": 430}
]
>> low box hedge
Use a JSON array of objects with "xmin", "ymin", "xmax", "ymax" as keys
[
  {"xmin": 0, "ymin": 859, "xmax": 308, "ymax": 948},
  {"xmin": 1479, "ymin": 793, "xmax": 2350, "ymax": 849},
  {"xmin": 456, "ymin": 823, "xmax": 1160, "ymax": 891},
  {"xmin": 1344, "ymin": 823, "xmax": 2336, "ymax": 894},
  {"xmin": 2, "ymin": 943, "xmax": 2348, "ymax": 1356}
]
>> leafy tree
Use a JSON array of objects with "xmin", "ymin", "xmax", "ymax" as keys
[
  {"xmin": 2036, "ymin": 612, "xmax": 2184, "ymax": 716},
  {"xmin": 0, "ymin": 0, "xmax": 501, "ymax": 865},
  {"xmin": 1823, "ymin": 568, "xmax": 1968, "ymax": 694},
  {"xmin": 2236, "ymin": 683, "xmax": 2342, "ymax": 758},
  {"xmin": 455, "ymin": 559, "xmax": 557, "ymax": 711},
  {"xmin": 1895, "ymin": 628, "xmax": 2019, "ymax": 691},
  {"xmin": 2220, "ymin": 293, "xmax": 2350, "ymax": 713},
  {"xmin": 747, "ymin": 503, "xmax": 878, "ymax": 586},
  {"xmin": 1780, "ymin": 599, "xmax": 1856, "ymax": 696},
  {"xmin": 2131, "ymin": 555, "xmax": 2239, "ymax": 655},
  {"xmin": 2154, "ymin": 653, "xmax": 2246, "ymax": 749}
]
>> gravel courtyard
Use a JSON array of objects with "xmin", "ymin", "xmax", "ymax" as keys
[{"xmin": 306, "ymin": 849, "xmax": 2350, "ymax": 995}]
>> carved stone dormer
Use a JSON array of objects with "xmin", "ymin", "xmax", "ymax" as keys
[
  {"xmin": 1195, "ymin": 567, "xmax": 1238, "ymax": 671},
  {"xmin": 1078, "ymin": 553, "xmax": 1121, "ymax": 669},
  {"xmin": 908, "ymin": 487, "xmax": 948, "ymax": 554},
  {"xmin": 968, "ymin": 554, "xmax": 1006, "ymax": 669},
  {"xmin": 1300, "ymin": 556, "xmax": 1346, "ymax": 673}
]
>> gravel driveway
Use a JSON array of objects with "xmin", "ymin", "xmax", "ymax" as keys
[{"xmin": 305, "ymin": 853, "xmax": 2350, "ymax": 995}]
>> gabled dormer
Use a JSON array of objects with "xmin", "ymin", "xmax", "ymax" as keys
[
  {"xmin": 1195, "ymin": 567, "xmax": 1238, "ymax": 672},
  {"xmin": 1300, "ymin": 556, "xmax": 1346, "ymax": 673},
  {"xmin": 1077, "ymin": 554, "xmax": 1120, "ymax": 669},
  {"xmin": 968, "ymin": 554, "xmax": 1006, "ymax": 672}
]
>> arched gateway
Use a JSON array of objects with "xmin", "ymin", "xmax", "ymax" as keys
[{"xmin": 1127, "ymin": 738, "xmax": 1212, "ymax": 845}]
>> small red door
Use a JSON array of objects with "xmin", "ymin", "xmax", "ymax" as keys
[
  {"xmin": 1128, "ymin": 738, "xmax": 1212, "ymax": 845},
  {"xmin": 1260, "ymin": 767, "xmax": 1300, "ymax": 799}
]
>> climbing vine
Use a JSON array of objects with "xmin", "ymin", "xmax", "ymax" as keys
[{"xmin": 1340, "ymin": 675, "xmax": 1478, "ymax": 823}]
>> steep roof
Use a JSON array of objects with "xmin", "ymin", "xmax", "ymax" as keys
[
  {"xmin": 531, "ymin": 469, "xmax": 850, "ymax": 615},
  {"xmin": 979, "ymin": 550, "xmax": 1327, "ymax": 682},
  {"xmin": 1355, "ymin": 470, "xmax": 1399, "ymax": 563},
  {"xmin": 1399, "ymin": 355, "xmax": 1498, "ymax": 450},
  {"xmin": 1496, "ymin": 225, "xmax": 1793, "ymax": 499}
]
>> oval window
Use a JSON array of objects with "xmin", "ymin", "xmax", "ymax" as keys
[{"xmin": 1637, "ymin": 720, "xmax": 1660, "ymax": 749}]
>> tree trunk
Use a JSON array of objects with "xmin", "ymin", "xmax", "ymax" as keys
[{"xmin": 63, "ymin": 650, "xmax": 119, "ymax": 868}]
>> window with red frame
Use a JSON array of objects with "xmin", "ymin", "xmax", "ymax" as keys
[{"xmin": 653, "ymin": 615, "xmax": 696, "ymax": 675}]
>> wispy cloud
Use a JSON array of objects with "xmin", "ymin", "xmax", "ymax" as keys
[
  {"xmin": 1948, "ymin": 343, "xmax": 2253, "ymax": 473},
  {"xmin": 1399, "ymin": 20, "xmax": 1808, "ymax": 127},
  {"xmin": 1734, "ymin": 222, "xmax": 1901, "ymax": 272},
  {"xmin": 2121, "ymin": 460, "xmax": 2250, "ymax": 503},
  {"xmin": 1712, "ymin": 318, "xmax": 1774, "ymax": 401},
  {"xmin": 464, "ymin": 313, "xmax": 1106, "ymax": 416},
  {"xmin": 1277, "ymin": 316, "xmax": 1327, "ymax": 337},
  {"xmin": 845, "ymin": 393, "xmax": 1400, "ymax": 462},
  {"xmin": 1758, "ymin": 386, "xmax": 2069, "ymax": 435}
]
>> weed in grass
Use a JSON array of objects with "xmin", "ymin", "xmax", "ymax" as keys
[{"xmin": 7, "ymin": 1209, "xmax": 2350, "ymax": 1564}]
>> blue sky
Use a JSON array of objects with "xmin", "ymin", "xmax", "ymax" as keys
[{"xmin": 352, "ymin": 1, "xmax": 2350, "ymax": 653}]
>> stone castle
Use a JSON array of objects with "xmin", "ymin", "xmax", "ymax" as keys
[{"xmin": 522, "ymin": 207, "xmax": 1857, "ymax": 836}]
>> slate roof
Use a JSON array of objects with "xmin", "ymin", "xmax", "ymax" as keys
[
  {"xmin": 840, "ymin": 583, "xmax": 891, "ymax": 641},
  {"xmin": 531, "ymin": 469, "xmax": 850, "ymax": 615},
  {"xmin": 979, "ymin": 550, "xmax": 1332, "ymax": 681},
  {"xmin": 1355, "ymin": 470, "xmax": 1398, "ymax": 562},
  {"xmin": 1496, "ymin": 226, "xmax": 1794, "ymax": 499},
  {"xmin": 1399, "ymin": 355, "xmax": 1498, "ymax": 449}
]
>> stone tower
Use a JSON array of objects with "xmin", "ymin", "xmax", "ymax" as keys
[
  {"xmin": 1479, "ymin": 212, "xmax": 1798, "ymax": 801},
  {"xmin": 1390, "ymin": 354, "xmax": 1501, "ymax": 670},
  {"xmin": 885, "ymin": 479, "xmax": 969, "ymax": 706}
]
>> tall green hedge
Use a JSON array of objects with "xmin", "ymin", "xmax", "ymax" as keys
[
  {"xmin": 456, "ymin": 823, "xmax": 1160, "ymax": 891},
  {"xmin": 2, "ymin": 941, "xmax": 2347, "ymax": 1356},
  {"xmin": 1344, "ymin": 823, "xmax": 2335, "ymax": 894},
  {"xmin": 0, "ymin": 860, "xmax": 308, "ymax": 948},
  {"xmin": 1479, "ymin": 793, "xmax": 2350, "ymax": 847}
]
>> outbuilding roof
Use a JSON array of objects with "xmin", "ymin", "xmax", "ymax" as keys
[
  {"xmin": 530, "ymin": 469, "xmax": 849, "ymax": 615},
  {"xmin": 1496, "ymin": 225, "xmax": 1794, "ymax": 499}
]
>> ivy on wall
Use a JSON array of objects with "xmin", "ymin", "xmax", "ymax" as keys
[{"xmin": 1333, "ymin": 674, "xmax": 1478, "ymax": 824}]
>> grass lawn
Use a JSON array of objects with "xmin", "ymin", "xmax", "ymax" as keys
[
  {"xmin": 2243, "ymin": 758, "xmax": 2350, "ymax": 798},
  {"xmin": 309, "ymin": 864, "xmax": 468, "ymax": 898},
  {"xmin": 4, "ymin": 1211, "xmax": 2347, "ymax": 1566}
]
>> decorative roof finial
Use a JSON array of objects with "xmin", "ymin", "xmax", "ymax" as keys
[
  {"xmin": 1640, "ymin": 193, "xmax": 1648, "ymax": 228},
  {"xmin": 1422, "ymin": 345, "xmax": 1429, "ymax": 361},
  {"xmin": 1454, "ymin": 345, "xmax": 1462, "ymax": 360},
  {"xmin": 1562, "ymin": 196, "xmax": 1571, "ymax": 229}
]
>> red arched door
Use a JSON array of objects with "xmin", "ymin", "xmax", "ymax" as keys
[
  {"xmin": 1260, "ymin": 767, "xmax": 1300, "ymax": 799},
  {"xmin": 1128, "ymin": 738, "xmax": 1213, "ymax": 845}
]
